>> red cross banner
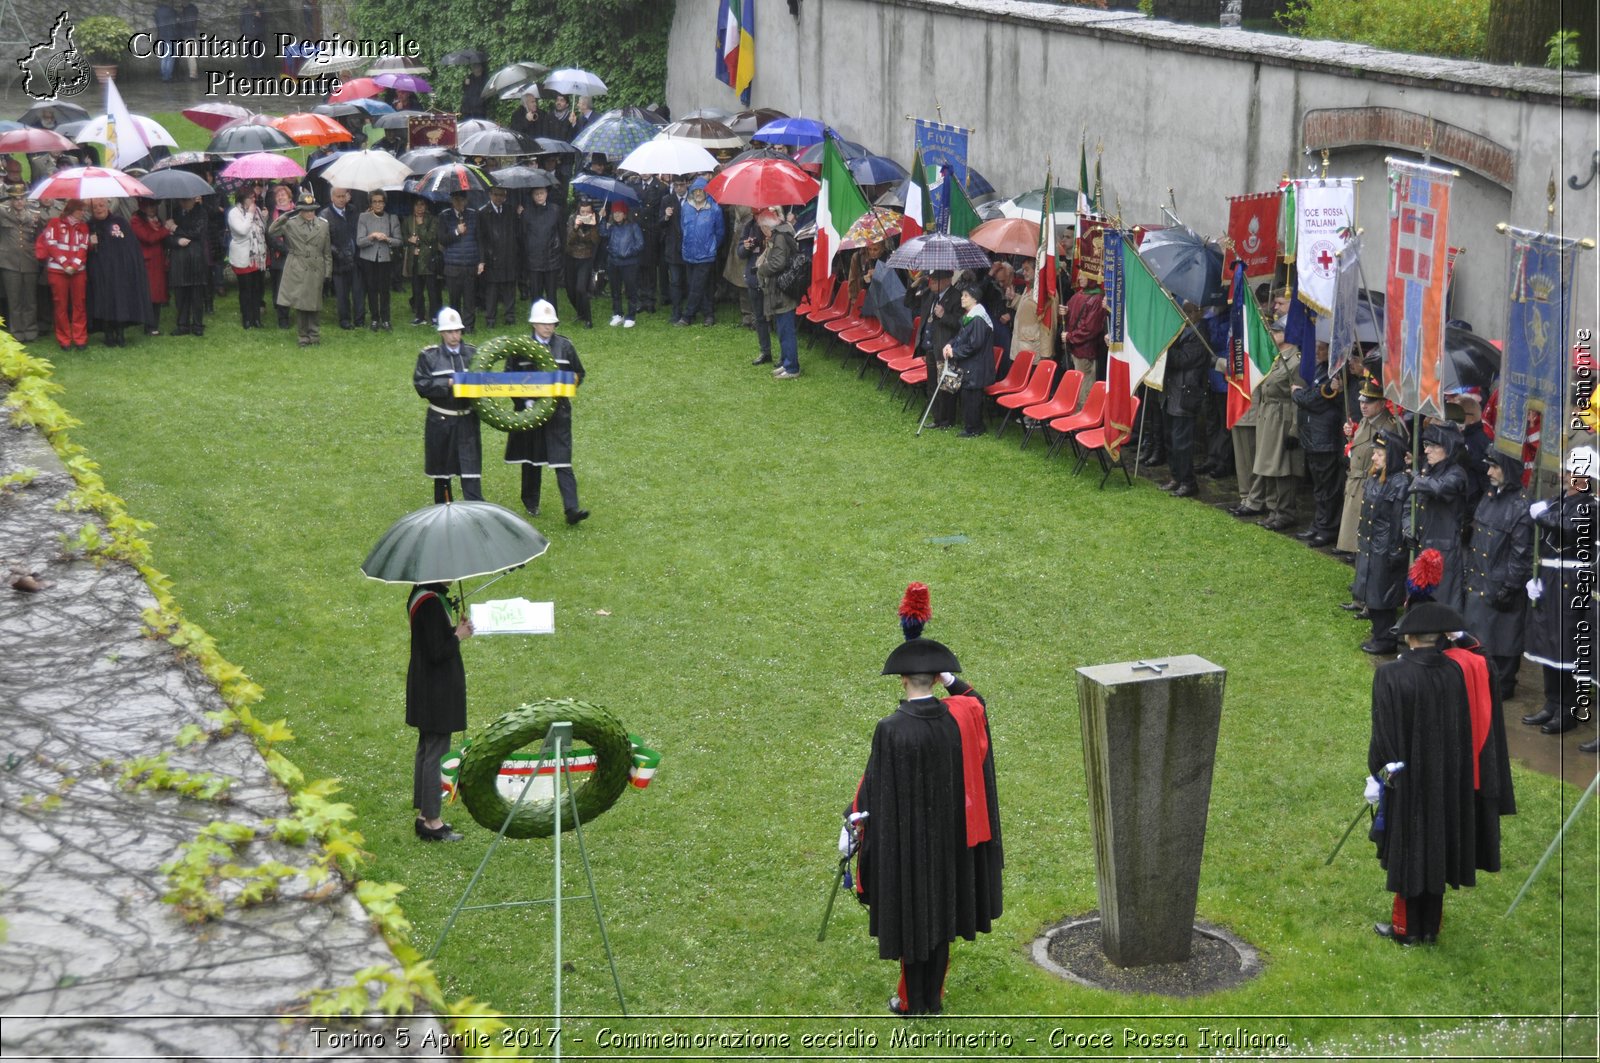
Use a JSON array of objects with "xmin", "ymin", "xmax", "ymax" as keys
[
  {"xmin": 1293, "ymin": 178, "xmax": 1356, "ymax": 315},
  {"xmin": 1221, "ymin": 192, "xmax": 1280, "ymax": 281},
  {"xmin": 1383, "ymin": 158, "xmax": 1455, "ymax": 419}
]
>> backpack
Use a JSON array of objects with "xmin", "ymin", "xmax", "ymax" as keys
[{"xmin": 775, "ymin": 235, "xmax": 810, "ymax": 299}]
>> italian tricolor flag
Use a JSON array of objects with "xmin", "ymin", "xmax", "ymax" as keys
[
  {"xmin": 902, "ymin": 147, "xmax": 932, "ymax": 241},
  {"xmin": 1110, "ymin": 232, "xmax": 1185, "ymax": 394},
  {"xmin": 1226, "ymin": 263, "xmax": 1278, "ymax": 428},
  {"xmin": 812, "ymin": 136, "xmax": 872, "ymax": 286}
]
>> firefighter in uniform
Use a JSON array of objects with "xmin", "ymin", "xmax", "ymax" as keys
[
  {"xmin": 505, "ymin": 298, "xmax": 589, "ymax": 525},
  {"xmin": 412, "ymin": 306, "xmax": 483, "ymax": 503}
]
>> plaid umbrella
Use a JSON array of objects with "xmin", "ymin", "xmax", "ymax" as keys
[
  {"xmin": 571, "ymin": 114, "xmax": 657, "ymax": 162},
  {"xmin": 886, "ymin": 232, "xmax": 991, "ymax": 271}
]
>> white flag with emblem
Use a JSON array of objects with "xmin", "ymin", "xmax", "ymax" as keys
[
  {"xmin": 1294, "ymin": 178, "xmax": 1356, "ymax": 316},
  {"xmin": 104, "ymin": 78, "xmax": 151, "ymax": 171}
]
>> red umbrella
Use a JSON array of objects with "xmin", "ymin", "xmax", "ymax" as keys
[
  {"xmin": 271, "ymin": 113, "xmax": 354, "ymax": 146},
  {"xmin": 0, "ymin": 128, "xmax": 76, "ymax": 154},
  {"xmin": 181, "ymin": 102, "xmax": 252, "ymax": 132},
  {"xmin": 30, "ymin": 166, "xmax": 153, "ymax": 200},
  {"xmin": 330, "ymin": 77, "xmax": 383, "ymax": 102},
  {"xmin": 969, "ymin": 217, "xmax": 1041, "ymax": 258},
  {"xmin": 703, "ymin": 157, "xmax": 819, "ymax": 207}
]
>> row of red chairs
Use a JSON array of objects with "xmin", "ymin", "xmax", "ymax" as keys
[{"xmin": 795, "ymin": 276, "xmax": 1137, "ymax": 486}]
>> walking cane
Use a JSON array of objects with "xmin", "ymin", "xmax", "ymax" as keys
[{"xmin": 918, "ymin": 360, "xmax": 958, "ymax": 436}]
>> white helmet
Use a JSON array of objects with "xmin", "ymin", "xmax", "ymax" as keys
[
  {"xmin": 528, "ymin": 299, "xmax": 559, "ymax": 324},
  {"xmin": 1566, "ymin": 445, "xmax": 1598, "ymax": 478},
  {"xmin": 436, "ymin": 307, "xmax": 465, "ymax": 331}
]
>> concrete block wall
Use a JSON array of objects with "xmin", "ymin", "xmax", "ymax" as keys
[{"xmin": 666, "ymin": 0, "xmax": 1600, "ymax": 340}]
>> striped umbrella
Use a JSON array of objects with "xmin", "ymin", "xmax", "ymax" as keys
[
  {"xmin": 415, "ymin": 162, "xmax": 493, "ymax": 199},
  {"xmin": 29, "ymin": 166, "xmax": 153, "ymax": 200},
  {"xmin": 219, "ymin": 152, "xmax": 306, "ymax": 180},
  {"xmin": 571, "ymin": 113, "xmax": 657, "ymax": 162},
  {"xmin": 885, "ymin": 232, "xmax": 991, "ymax": 272}
]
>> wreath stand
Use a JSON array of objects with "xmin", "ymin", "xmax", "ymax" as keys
[{"xmin": 427, "ymin": 721, "xmax": 627, "ymax": 1053}]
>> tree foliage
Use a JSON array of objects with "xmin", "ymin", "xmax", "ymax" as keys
[
  {"xmin": 348, "ymin": 0, "xmax": 674, "ymax": 118},
  {"xmin": 1279, "ymin": 0, "xmax": 1489, "ymax": 61}
]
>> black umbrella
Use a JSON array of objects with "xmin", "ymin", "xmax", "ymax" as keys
[
  {"xmin": 439, "ymin": 48, "xmax": 489, "ymax": 67},
  {"xmin": 725, "ymin": 145, "xmax": 791, "ymax": 167},
  {"xmin": 489, "ymin": 164, "xmax": 555, "ymax": 188},
  {"xmin": 138, "ymin": 168, "xmax": 214, "ymax": 199},
  {"xmin": 399, "ymin": 146, "xmax": 461, "ymax": 174},
  {"xmin": 1350, "ymin": 292, "xmax": 1500, "ymax": 394},
  {"xmin": 374, "ymin": 110, "xmax": 425, "ymax": 130},
  {"xmin": 361, "ymin": 501, "xmax": 550, "ymax": 587},
  {"xmin": 208, "ymin": 124, "xmax": 297, "ymax": 154},
  {"xmin": 150, "ymin": 150, "xmax": 220, "ymax": 171},
  {"xmin": 312, "ymin": 102, "xmax": 365, "ymax": 119},
  {"xmin": 19, "ymin": 100, "xmax": 90, "ymax": 129},
  {"xmin": 458, "ymin": 129, "xmax": 535, "ymax": 157},
  {"xmin": 1137, "ymin": 226, "xmax": 1225, "ymax": 308},
  {"xmin": 482, "ymin": 61, "xmax": 550, "ymax": 100},
  {"xmin": 528, "ymin": 136, "xmax": 580, "ymax": 156}
]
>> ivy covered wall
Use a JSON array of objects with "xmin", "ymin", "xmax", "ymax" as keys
[{"xmin": 348, "ymin": 0, "xmax": 674, "ymax": 114}]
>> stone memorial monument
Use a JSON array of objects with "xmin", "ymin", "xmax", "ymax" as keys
[{"xmin": 1075, "ymin": 655, "xmax": 1226, "ymax": 966}]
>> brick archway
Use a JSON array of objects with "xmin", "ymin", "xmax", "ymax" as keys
[{"xmin": 1303, "ymin": 108, "xmax": 1515, "ymax": 189}]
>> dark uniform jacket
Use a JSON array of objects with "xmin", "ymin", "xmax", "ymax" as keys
[
  {"xmin": 406, "ymin": 584, "xmax": 466, "ymax": 734},
  {"xmin": 1353, "ymin": 470, "xmax": 1411, "ymax": 611},
  {"xmin": 414, "ymin": 341, "xmax": 481, "ymax": 478},
  {"xmin": 1526, "ymin": 491, "xmax": 1599, "ymax": 670},
  {"xmin": 505, "ymin": 334, "xmax": 584, "ymax": 467},
  {"xmin": 1410, "ymin": 459, "xmax": 1471, "ymax": 610},
  {"xmin": 1462, "ymin": 481, "xmax": 1532, "ymax": 659},
  {"xmin": 1291, "ymin": 366, "xmax": 1346, "ymax": 452}
]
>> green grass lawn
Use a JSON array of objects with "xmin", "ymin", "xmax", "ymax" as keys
[{"xmin": 31, "ymin": 115, "xmax": 1599, "ymax": 1057}]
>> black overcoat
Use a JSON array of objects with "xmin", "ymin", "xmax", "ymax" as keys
[
  {"xmin": 505, "ymin": 334, "xmax": 584, "ymax": 466},
  {"xmin": 1525, "ymin": 491, "xmax": 1599, "ymax": 670},
  {"xmin": 1461, "ymin": 483, "xmax": 1533, "ymax": 659},
  {"xmin": 1353, "ymin": 471, "xmax": 1411, "ymax": 610},
  {"xmin": 1410, "ymin": 461, "xmax": 1471, "ymax": 609},
  {"xmin": 405, "ymin": 585, "xmax": 466, "ymax": 733},
  {"xmin": 86, "ymin": 213, "xmax": 151, "ymax": 324}
]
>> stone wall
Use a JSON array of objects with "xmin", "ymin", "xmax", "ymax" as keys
[{"xmin": 665, "ymin": 0, "xmax": 1600, "ymax": 339}]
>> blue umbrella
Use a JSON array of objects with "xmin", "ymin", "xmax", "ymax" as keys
[
  {"xmin": 1137, "ymin": 226, "xmax": 1224, "ymax": 309},
  {"xmin": 847, "ymin": 154, "xmax": 908, "ymax": 186},
  {"xmin": 570, "ymin": 174, "xmax": 640, "ymax": 205},
  {"xmin": 753, "ymin": 117, "xmax": 835, "ymax": 147},
  {"xmin": 349, "ymin": 98, "xmax": 395, "ymax": 116}
]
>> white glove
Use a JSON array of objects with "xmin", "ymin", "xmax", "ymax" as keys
[
  {"xmin": 838, "ymin": 811, "xmax": 868, "ymax": 855},
  {"xmin": 1364, "ymin": 775, "xmax": 1382, "ymax": 805},
  {"xmin": 1384, "ymin": 761, "xmax": 1405, "ymax": 776},
  {"xmin": 1527, "ymin": 577, "xmax": 1545, "ymax": 602},
  {"xmin": 1530, "ymin": 500, "xmax": 1552, "ymax": 519},
  {"xmin": 938, "ymin": 672, "xmax": 956, "ymax": 688},
  {"xmin": 838, "ymin": 825, "xmax": 853, "ymax": 855}
]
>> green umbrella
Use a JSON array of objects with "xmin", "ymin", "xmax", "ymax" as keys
[{"xmin": 361, "ymin": 501, "xmax": 550, "ymax": 589}]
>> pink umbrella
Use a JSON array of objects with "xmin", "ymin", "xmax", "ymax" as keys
[
  {"xmin": 219, "ymin": 152, "xmax": 307, "ymax": 180},
  {"xmin": 373, "ymin": 72, "xmax": 432, "ymax": 94},
  {"xmin": 182, "ymin": 102, "xmax": 252, "ymax": 132},
  {"xmin": 0, "ymin": 128, "xmax": 76, "ymax": 154},
  {"xmin": 29, "ymin": 166, "xmax": 152, "ymax": 200},
  {"xmin": 330, "ymin": 77, "xmax": 383, "ymax": 102}
]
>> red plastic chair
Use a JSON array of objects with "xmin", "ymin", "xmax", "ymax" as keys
[
  {"xmin": 825, "ymin": 291, "xmax": 868, "ymax": 333},
  {"xmin": 1018, "ymin": 369, "xmax": 1083, "ymax": 450},
  {"xmin": 804, "ymin": 279, "xmax": 851, "ymax": 324},
  {"xmin": 993, "ymin": 359, "xmax": 1058, "ymax": 438},
  {"xmin": 796, "ymin": 275, "xmax": 831, "ymax": 316},
  {"xmin": 898, "ymin": 362, "xmax": 929, "ymax": 410},
  {"xmin": 1073, "ymin": 394, "xmax": 1140, "ymax": 487},
  {"xmin": 984, "ymin": 348, "xmax": 1034, "ymax": 399},
  {"xmin": 1046, "ymin": 380, "xmax": 1107, "ymax": 459}
]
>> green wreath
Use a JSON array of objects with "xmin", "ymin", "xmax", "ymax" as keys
[
  {"xmin": 468, "ymin": 334, "xmax": 559, "ymax": 433},
  {"xmin": 457, "ymin": 698, "xmax": 633, "ymax": 838}
]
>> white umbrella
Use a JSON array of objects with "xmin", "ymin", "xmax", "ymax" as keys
[
  {"xmin": 71, "ymin": 113, "xmax": 178, "ymax": 150},
  {"xmin": 321, "ymin": 149, "xmax": 414, "ymax": 192},
  {"xmin": 297, "ymin": 41, "xmax": 370, "ymax": 77},
  {"xmin": 619, "ymin": 139, "xmax": 718, "ymax": 176},
  {"xmin": 367, "ymin": 54, "xmax": 429, "ymax": 76},
  {"xmin": 995, "ymin": 198, "xmax": 1075, "ymax": 228},
  {"xmin": 29, "ymin": 166, "xmax": 153, "ymax": 200},
  {"xmin": 544, "ymin": 68, "xmax": 607, "ymax": 96}
]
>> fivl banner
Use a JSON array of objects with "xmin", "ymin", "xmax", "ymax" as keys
[
  {"xmin": 1327, "ymin": 233, "xmax": 1362, "ymax": 377},
  {"xmin": 409, "ymin": 114, "xmax": 457, "ymax": 150},
  {"xmin": 1495, "ymin": 225, "xmax": 1583, "ymax": 454},
  {"xmin": 1293, "ymin": 177, "xmax": 1356, "ymax": 315},
  {"xmin": 1075, "ymin": 215, "xmax": 1108, "ymax": 284},
  {"xmin": 1383, "ymin": 158, "xmax": 1454, "ymax": 419},
  {"xmin": 912, "ymin": 118, "xmax": 971, "ymax": 193},
  {"xmin": 1221, "ymin": 192, "xmax": 1281, "ymax": 280}
]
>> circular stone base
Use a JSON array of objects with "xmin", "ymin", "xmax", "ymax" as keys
[{"xmin": 1031, "ymin": 913, "xmax": 1262, "ymax": 997}]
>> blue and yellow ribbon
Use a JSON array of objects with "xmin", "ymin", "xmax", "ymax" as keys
[{"xmin": 453, "ymin": 371, "xmax": 578, "ymax": 399}]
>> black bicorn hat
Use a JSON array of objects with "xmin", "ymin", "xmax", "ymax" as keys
[
  {"xmin": 1395, "ymin": 602, "xmax": 1465, "ymax": 636},
  {"xmin": 882, "ymin": 637, "xmax": 961, "ymax": 676}
]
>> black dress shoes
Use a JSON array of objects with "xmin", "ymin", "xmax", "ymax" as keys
[
  {"xmin": 1580, "ymin": 736, "xmax": 1600, "ymax": 754},
  {"xmin": 415, "ymin": 820, "xmax": 463, "ymax": 842},
  {"xmin": 1373, "ymin": 922, "xmax": 1417, "ymax": 946},
  {"xmin": 1361, "ymin": 640, "xmax": 1398, "ymax": 655},
  {"xmin": 566, "ymin": 508, "xmax": 590, "ymax": 525},
  {"xmin": 1173, "ymin": 483, "xmax": 1199, "ymax": 498},
  {"xmin": 1541, "ymin": 712, "xmax": 1579, "ymax": 734},
  {"xmin": 1339, "ymin": 601, "xmax": 1365, "ymax": 612},
  {"xmin": 1158, "ymin": 479, "xmax": 1179, "ymax": 492},
  {"xmin": 1521, "ymin": 706, "xmax": 1556, "ymax": 726},
  {"xmin": 752, "ymin": 354, "xmax": 773, "ymax": 365},
  {"xmin": 1229, "ymin": 505, "xmax": 1265, "ymax": 518},
  {"xmin": 1305, "ymin": 534, "xmax": 1336, "ymax": 547}
]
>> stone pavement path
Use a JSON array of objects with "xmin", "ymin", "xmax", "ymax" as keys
[{"xmin": 0, "ymin": 417, "xmax": 447, "ymax": 1058}]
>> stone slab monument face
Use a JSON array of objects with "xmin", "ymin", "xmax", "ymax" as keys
[{"xmin": 1074, "ymin": 655, "xmax": 1226, "ymax": 966}]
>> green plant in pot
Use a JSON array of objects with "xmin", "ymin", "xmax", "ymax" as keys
[{"xmin": 75, "ymin": 15, "xmax": 132, "ymax": 72}]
